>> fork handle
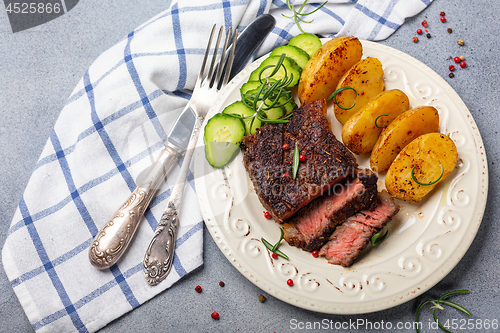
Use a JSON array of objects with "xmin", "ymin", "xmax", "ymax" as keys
[
  {"xmin": 143, "ymin": 115, "xmax": 203, "ymax": 285},
  {"xmin": 89, "ymin": 145, "xmax": 179, "ymax": 269}
]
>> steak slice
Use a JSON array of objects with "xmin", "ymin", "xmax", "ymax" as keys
[
  {"xmin": 318, "ymin": 220, "xmax": 375, "ymax": 267},
  {"xmin": 282, "ymin": 168, "xmax": 378, "ymax": 251},
  {"xmin": 319, "ymin": 190, "xmax": 400, "ymax": 267},
  {"xmin": 347, "ymin": 190, "xmax": 400, "ymax": 229},
  {"xmin": 241, "ymin": 99, "xmax": 357, "ymax": 222}
]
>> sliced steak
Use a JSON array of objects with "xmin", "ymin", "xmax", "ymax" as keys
[
  {"xmin": 241, "ymin": 99, "xmax": 357, "ymax": 222},
  {"xmin": 319, "ymin": 190, "xmax": 400, "ymax": 267},
  {"xmin": 347, "ymin": 190, "xmax": 400, "ymax": 229},
  {"xmin": 318, "ymin": 220, "xmax": 375, "ymax": 267},
  {"xmin": 282, "ymin": 168, "xmax": 378, "ymax": 251}
]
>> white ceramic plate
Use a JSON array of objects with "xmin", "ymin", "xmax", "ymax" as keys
[{"xmin": 193, "ymin": 40, "xmax": 488, "ymax": 314}]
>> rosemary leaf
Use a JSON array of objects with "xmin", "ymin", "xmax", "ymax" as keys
[
  {"xmin": 293, "ymin": 142, "xmax": 300, "ymax": 180},
  {"xmin": 439, "ymin": 300, "xmax": 472, "ymax": 316}
]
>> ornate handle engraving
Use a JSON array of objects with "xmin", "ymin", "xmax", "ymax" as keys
[
  {"xmin": 89, "ymin": 187, "xmax": 156, "ymax": 269},
  {"xmin": 143, "ymin": 201, "xmax": 179, "ymax": 285},
  {"xmin": 89, "ymin": 145, "xmax": 179, "ymax": 269}
]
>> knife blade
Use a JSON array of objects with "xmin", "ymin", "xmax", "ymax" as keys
[{"xmin": 89, "ymin": 15, "xmax": 276, "ymax": 270}]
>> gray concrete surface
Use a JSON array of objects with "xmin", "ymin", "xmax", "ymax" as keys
[{"xmin": 1, "ymin": 1, "xmax": 499, "ymax": 332}]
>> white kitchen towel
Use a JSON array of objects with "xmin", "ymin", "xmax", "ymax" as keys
[{"xmin": 2, "ymin": 0, "xmax": 432, "ymax": 332}]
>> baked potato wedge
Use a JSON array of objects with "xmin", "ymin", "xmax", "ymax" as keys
[
  {"xmin": 298, "ymin": 36, "xmax": 363, "ymax": 106},
  {"xmin": 385, "ymin": 133, "xmax": 458, "ymax": 203},
  {"xmin": 341, "ymin": 89, "xmax": 410, "ymax": 155},
  {"xmin": 334, "ymin": 57, "xmax": 385, "ymax": 125},
  {"xmin": 370, "ymin": 106, "xmax": 440, "ymax": 172}
]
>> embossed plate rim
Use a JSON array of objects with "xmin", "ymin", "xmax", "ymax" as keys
[{"xmin": 193, "ymin": 40, "xmax": 488, "ymax": 314}]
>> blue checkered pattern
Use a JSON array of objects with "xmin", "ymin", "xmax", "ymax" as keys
[{"xmin": 2, "ymin": 0, "xmax": 432, "ymax": 331}]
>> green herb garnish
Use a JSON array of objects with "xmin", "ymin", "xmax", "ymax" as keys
[
  {"xmin": 293, "ymin": 142, "xmax": 300, "ymax": 180},
  {"xmin": 371, "ymin": 226, "xmax": 389, "ymax": 246},
  {"xmin": 283, "ymin": 0, "xmax": 328, "ymax": 33},
  {"xmin": 411, "ymin": 164, "xmax": 444, "ymax": 186},
  {"xmin": 375, "ymin": 114, "xmax": 389, "ymax": 128},
  {"xmin": 228, "ymin": 54, "xmax": 295, "ymax": 125},
  {"xmin": 415, "ymin": 290, "xmax": 471, "ymax": 333},
  {"xmin": 262, "ymin": 227, "xmax": 289, "ymax": 260},
  {"xmin": 328, "ymin": 86, "xmax": 357, "ymax": 110}
]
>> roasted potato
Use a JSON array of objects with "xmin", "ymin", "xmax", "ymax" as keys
[
  {"xmin": 298, "ymin": 36, "xmax": 363, "ymax": 106},
  {"xmin": 334, "ymin": 57, "xmax": 385, "ymax": 125},
  {"xmin": 385, "ymin": 133, "xmax": 458, "ymax": 203},
  {"xmin": 341, "ymin": 89, "xmax": 410, "ymax": 155},
  {"xmin": 370, "ymin": 106, "xmax": 440, "ymax": 172}
]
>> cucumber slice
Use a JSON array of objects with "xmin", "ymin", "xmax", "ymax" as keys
[
  {"xmin": 240, "ymin": 81, "xmax": 262, "ymax": 97},
  {"xmin": 204, "ymin": 113, "xmax": 245, "ymax": 168},
  {"xmin": 248, "ymin": 56, "xmax": 300, "ymax": 87},
  {"xmin": 222, "ymin": 101, "xmax": 261, "ymax": 135},
  {"xmin": 280, "ymin": 95, "xmax": 298, "ymax": 114},
  {"xmin": 270, "ymin": 45, "xmax": 310, "ymax": 70},
  {"xmin": 288, "ymin": 33, "xmax": 322, "ymax": 58},
  {"xmin": 262, "ymin": 103, "xmax": 284, "ymax": 120}
]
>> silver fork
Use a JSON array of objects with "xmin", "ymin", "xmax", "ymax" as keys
[{"xmin": 142, "ymin": 25, "xmax": 238, "ymax": 285}]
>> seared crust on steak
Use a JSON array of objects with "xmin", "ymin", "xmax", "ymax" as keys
[
  {"xmin": 241, "ymin": 99, "xmax": 357, "ymax": 222},
  {"xmin": 282, "ymin": 168, "xmax": 378, "ymax": 251}
]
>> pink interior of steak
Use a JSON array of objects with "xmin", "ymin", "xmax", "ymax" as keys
[
  {"xmin": 319, "ymin": 190, "xmax": 400, "ymax": 266},
  {"xmin": 282, "ymin": 168, "xmax": 378, "ymax": 251},
  {"xmin": 347, "ymin": 191, "xmax": 400, "ymax": 229},
  {"xmin": 318, "ymin": 220, "xmax": 375, "ymax": 267}
]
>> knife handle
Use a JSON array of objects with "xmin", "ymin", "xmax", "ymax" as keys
[{"xmin": 89, "ymin": 145, "xmax": 179, "ymax": 269}]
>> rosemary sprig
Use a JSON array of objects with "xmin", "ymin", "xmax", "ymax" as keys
[
  {"xmin": 415, "ymin": 290, "xmax": 471, "ymax": 333},
  {"xmin": 412, "ymin": 164, "xmax": 444, "ymax": 186},
  {"xmin": 328, "ymin": 86, "xmax": 357, "ymax": 110},
  {"xmin": 375, "ymin": 114, "xmax": 389, "ymax": 128},
  {"xmin": 371, "ymin": 226, "xmax": 389, "ymax": 246},
  {"xmin": 283, "ymin": 0, "xmax": 328, "ymax": 33},
  {"xmin": 229, "ymin": 54, "xmax": 296, "ymax": 125},
  {"xmin": 262, "ymin": 227, "xmax": 289, "ymax": 260}
]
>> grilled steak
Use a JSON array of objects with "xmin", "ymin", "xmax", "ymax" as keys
[
  {"xmin": 319, "ymin": 190, "xmax": 399, "ymax": 267},
  {"xmin": 346, "ymin": 190, "xmax": 400, "ymax": 229},
  {"xmin": 318, "ymin": 220, "xmax": 375, "ymax": 267},
  {"xmin": 282, "ymin": 168, "xmax": 378, "ymax": 251},
  {"xmin": 241, "ymin": 99, "xmax": 357, "ymax": 222}
]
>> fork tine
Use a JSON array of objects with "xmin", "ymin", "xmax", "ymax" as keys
[
  {"xmin": 207, "ymin": 26, "xmax": 224, "ymax": 85},
  {"xmin": 198, "ymin": 24, "xmax": 216, "ymax": 87},
  {"xmin": 214, "ymin": 27, "xmax": 231, "ymax": 87},
  {"xmin": 221, "ymin": 28, "xmax": 238, "ymax": 87}
]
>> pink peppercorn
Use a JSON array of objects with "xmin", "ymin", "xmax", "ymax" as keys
[
  {"xmin": 287, "ymin": 279, "xmax": 294, "ymax": 286},
  {"xmin": 449, "ymin": 65, "xmax": 455, "ymax": 71},
  {"xmin": 460, "ymin": 61, "xmax": 467, "ymax": 68}
]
